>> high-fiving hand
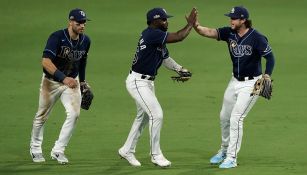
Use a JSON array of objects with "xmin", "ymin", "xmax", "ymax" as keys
[{"xmin": 186, "ymin": 7, "xmax": 198, "ymax": 26}]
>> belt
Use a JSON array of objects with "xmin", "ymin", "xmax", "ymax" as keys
[
  {"xmin": 129, "ymin": 70, "xmax": 155, "ymax": 81},
  {"xmin": 235, "ymin": 76, "xmax": 254, "ymax": 81}
]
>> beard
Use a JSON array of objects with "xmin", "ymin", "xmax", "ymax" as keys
[
  {"xmin": 72, "ymin": 27, "xmax": 84, "ymax": 34},
  {"xmin": 231, "ymin": 23, "xmax": 243, "ymax": 31},
  {"xmin": 233, "ymin": 25, "xmax": 240, "ymax": 31},
  {"xmin": 159, "ymin": 25, "xmax": 168, "ymax": 32}
]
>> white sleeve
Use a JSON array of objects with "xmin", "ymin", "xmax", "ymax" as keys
[{"xmin": 162, "ymin": 57, "xmax": 182, "ymax": 72}]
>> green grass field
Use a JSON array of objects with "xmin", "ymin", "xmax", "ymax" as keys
[{"xmin": 1, "ymin": 0, "xmax": 307, "ymax": 174}]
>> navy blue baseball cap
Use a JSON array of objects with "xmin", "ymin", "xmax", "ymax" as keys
[
  {"xmin": 224, "ymin": 6, "xmax": 249, "ymax": 19},
  {"xmin": 146, "ymin": 8, "xmax": 173, "ymax": 22},
  {"xmin": 69, "ymin": 8, "xmax": 90, "ymax": 22}
]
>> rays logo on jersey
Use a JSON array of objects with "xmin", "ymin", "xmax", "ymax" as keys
[
  {"xmin": 58, "ymin": 46, "xmax": 86, "ymax": 61},
  {"xmin": 229, "ymin": 39, "xmax": 252, "ymax": 57}
]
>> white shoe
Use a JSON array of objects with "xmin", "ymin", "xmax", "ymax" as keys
[
  {"xmin": 30, "ymin": 149, "xmax": 45, "ymax": 163},
  {"xmin": 151, "ymin": 154, "xmax": 171, "ymax": 167},
  {"xmin": 118, "ymin": 149, "xmax": 141, "ymax": 167},
  {"xmin": 51, "ymin": 151, "xmax": 69, "ymax": 164}
]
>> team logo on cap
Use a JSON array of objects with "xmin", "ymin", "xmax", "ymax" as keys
[
  {"xmin": 231, "ymin": 8, "xmax": 235, "ymax": 13},
  {"xmin": 80, "ymin": 11, "xmax": 85, "ymax": 17},
  {"xmin": 153, "ymin": 15, "xmax": 160, "ymax": 19}
]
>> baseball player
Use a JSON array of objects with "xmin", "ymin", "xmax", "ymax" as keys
[
  {"xmin": 29, "ymin": 8, "xmax": 91, "ymax": 164},
  {"xmin": 118, "ymin": 7, "xmax": 197, "ymax": 167},
  {"xmin": 194, "ymin": 6, "xmax": 275, "ymax": 168}
]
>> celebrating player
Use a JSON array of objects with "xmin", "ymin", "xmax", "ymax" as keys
[
  {"xmin": 29, "ymin": 8, "xmax": 92, "ymax": 164},
  {"xmin": 118, "ymin": 7, "xmax": 197, "ymax": 167},
  {"xmin": 194, "ymin": 6, "xmax": 275, "ymax": 168}
]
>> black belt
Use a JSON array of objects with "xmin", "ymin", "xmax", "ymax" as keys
[
  {"xmin": 130, "ymin": 70, "xmax": 155, "ymax": 81},
  {"xmin": 235, "ymin": 76, "xmax": 254, "ymax": 81}
]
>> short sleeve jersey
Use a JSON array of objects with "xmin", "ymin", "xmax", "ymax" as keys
[
  {"xmin": 42, "ymin": 28, "xmax": 91, "ymax": 81},
  {"xmin": 217, "ymin": 27, "xmax": 272, "ymax": 78},
  {"xmin": 131, "ymin": 27, "xmax": 169, "ymax": 76}
]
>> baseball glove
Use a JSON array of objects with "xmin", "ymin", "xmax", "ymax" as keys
[
  {"xmin": 171, "ymin": 68, "xmax": 192, "ymax": 82},
  {"xmin": 80, "ymin": 81, "xmax": 94, "ymax": 110},
  {"xmin": 250, "ymin": 74, "xmax": 273, "ymax": 100}
]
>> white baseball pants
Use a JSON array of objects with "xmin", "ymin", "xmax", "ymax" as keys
[
  {"xmin": 120, "ymin": 71, "xmax": 163, "ymax": 156},
  {"xmin": 219, "ymin": 75, "xmax": 261, "ymax": 159},
  {"xmin": 30, "ymin": 74, "xmax": 81, "ymax": 153}
]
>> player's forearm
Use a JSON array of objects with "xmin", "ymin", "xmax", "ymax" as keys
[
  {"xmin": 176, "ymin": 24, "xmax": 193, "ymax": 40},
  {"xmin": 177, "ymin": 24, "xmax": 193, "ymax": 41},
  {"xmin": 194, "ymin": 25, "xmax": 218, "ymax": 39},
  {"xmin": 42, "ymin": 58, "xmax": 66, "ymax": 81},
  {"xmin": 166, "ymin": 24, "xmax": 193, "ymax": 43},
  {"xmin": 42, "ymin": 58, "xmax": 57, "ymax": 74},
  {"xmin": 162, "ymin": 57, "xmax": 182, "ymax": 71}
]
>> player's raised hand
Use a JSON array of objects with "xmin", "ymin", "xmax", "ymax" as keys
[
  {"xmin": 185, "ymin": 7, "xmax": 198, "ymax": 26},
  {"xmin": 194, "ymin": 10, "xmax": 200, "ymax": 28},
  {"xmin": 63, "ymin": 77, "xmax": 78, "ymax": 88}
]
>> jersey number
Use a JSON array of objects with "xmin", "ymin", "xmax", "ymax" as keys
[{"xmin": 132, "ymin": 38, "xmax": 146, "ymax": 65}]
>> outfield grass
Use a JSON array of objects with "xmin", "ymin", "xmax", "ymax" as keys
[{"xmin": 1, "ymin": 0, "xmax": 307, "ymax": 174}]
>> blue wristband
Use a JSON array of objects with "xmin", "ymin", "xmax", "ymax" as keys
[{"xmin": 54, "ymin": 70, "xmax": 66, "ymax": 82}]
